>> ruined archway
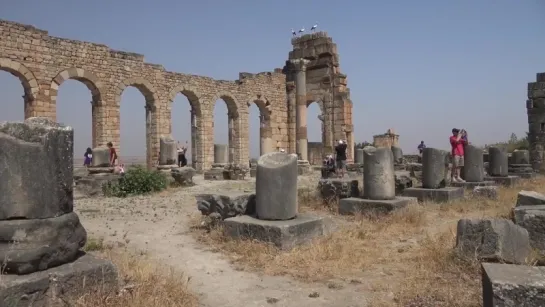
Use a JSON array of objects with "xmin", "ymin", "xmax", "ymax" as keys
[
  {"xmin": 247, "ymin": 94, "xmax": 272, "ymax": 160},
  {"xmin": 50, "ymin": 68, "xmax": 103, "ymax": 149},
  {"xmin": 114, "ymin": 77, "xmax": 159, "ymax": 169},
  {"xmin": 307, "ymin": 100, "xmax": 325, "ymax": 165},
  {"xmin": 211, "ymin": 92, "xmax": 240, "ymax": 165},
  {"xmin": 0, "ymin": 58, "xmax": 39, "ymax": 119},
  {"xmin": 168, "ymin": 85, "xmax": 204, "ymax": 171}
]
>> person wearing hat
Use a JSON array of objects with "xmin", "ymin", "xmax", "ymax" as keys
[
  {"xmin": 450, "ymin": 128, "xmax": 468, "ymax": 183},
  {"xmin": 334, "ymin": 139, "xmax": 348, "ymax": 178}
]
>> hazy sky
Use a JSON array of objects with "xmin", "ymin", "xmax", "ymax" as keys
[{"xmin": 1, "ymin": 0, "xmax": 544, "ymax": 159}]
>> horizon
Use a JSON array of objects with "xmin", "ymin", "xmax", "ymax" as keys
[{"xmin": 1, "ymin": 0, "xmax": 544, "ymax": 160}]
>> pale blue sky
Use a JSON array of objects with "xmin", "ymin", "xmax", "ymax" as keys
[{"xmin": 1, "ymin": 0, "xmax": 544, "ymax": 159}]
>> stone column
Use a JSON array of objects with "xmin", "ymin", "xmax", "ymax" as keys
[
  {"xmin": 355, "ymin": 148, "xmax": 364, "ymax": 164},
  {"xmin": 159, "ymin": 137, "xmax": 177, "ymax": 165},
  {"xmin": 489, "ymin": 147, "xmax": 508, "ymax": 177},
  {"xmin": 227, "ymin": 112, "xmax": 235, "ymax": 163},
  {"xmin": 190, "ymin": 109, "xmax": 198, "ymax": 169},
  {"xmin": 463, "ymin": 144, "xmax": 484, "ymax": 182},
  {"xmin": 260, "ymin": 115, "xmax": 273, "ymax": 156},
  {"xmin": 363, "ymin": 147, "xmax": 395, "ymax": 200},
  {"xmin": 255, "ymin": 152, "xmax": 298, "ymax": 220},
  {"xmin": 214, "ymin": 144, "xmax": 229, "ymax": 164},
  {"xmin": 511, "ymin": 150, "xmax": 530, "ymax": 165},
  {"xmin": 286, "ymin": 82, "xmax": 297, "ymax": 154},
  {"xmin": 422, "ymin": 148, "xmax": 447, "ymax": 189},
  {"xmin": 291, "ymin": 59, "xmax": 311, "ymax": 160},
  {"xmin": 145, "ymin": 104, "xmax": 153, "ymax": 169},
  {"xmin": 391, "ymin": 146, "xmax": 403, "ymax": 164}
]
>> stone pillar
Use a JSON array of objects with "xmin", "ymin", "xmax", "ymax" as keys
[
  {"xmin": 260, "ymin": 115, "xmax": 273, "ymax": 156},
  {"xmin": 391, "ymin": 146, "xmax": 403, "ymax": 164},
  {"xmin": 422, "ymin": 148, "xmax": 447, "ymax": 189},
  {"xmin": 214, "ymin": 144, "xmax": 229, "ymax": 164},
  {"xmin": 355, "ymin": 148, "xmax": 364, "ymax": 164},
  {"xmin": 0, "ymin": 118, "xmax": 87, "ymax": 274},
  {"xmin": 286, "ymin": 82, "xmax": 297, "ymax": 154},
  {"xmin": 363, "ymin": 147, "xmax": 395, "ymax": 200},
  {"xmin": 511, "ymin": 150, "xmax": 530, "ymax": 165},
  {"xmin": 291, "ymin": 58, "xmax": 311, "ymax": 160},
  {"xmin": 489, "ymin": 147, "xmax": 508, "ymax": 177},
  {"xmin": 91, "ymin": 147, "xmax": 110, "ymax": 167},
  {"xmin": 255, "ymin": 152, "xmax": 298, "ymax": 220},
  {"xmin": 145, "ymin": 104, "xmax": 153, "ymax": 169},
  {"xmin": 159, "ymin": 137, "xmax": 177, "ymax": 165},
  {"xmin": 190, "ymin": 109, "xmax": 198, "ymax": 169},
  {"xmin": 463, "ymin": 144, "xmax": 484, "ymax": 182},
  {"xmin": 227, "ymin": 112, "xmax": 235, "ymax": 163}
]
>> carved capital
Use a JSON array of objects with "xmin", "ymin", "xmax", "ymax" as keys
[{"xmin": 290, "ymin": 59, "xmax": 311, "ymax": 72}]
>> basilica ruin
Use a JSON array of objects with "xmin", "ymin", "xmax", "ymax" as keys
[{"xmin": 0, "ymin": 20, "xmax": 354, "ymax": 171}]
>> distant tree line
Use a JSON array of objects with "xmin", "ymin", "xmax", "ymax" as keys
[{"xmin": 481, "ymin": 132, "xmax": 529, "ymax": 152}]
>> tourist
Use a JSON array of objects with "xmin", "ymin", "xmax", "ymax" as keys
[
  {"xmin": 107, "ymin": 142, "xmax": 118, "ymax": 167},
  {"xmin": 450, "ymin": 128, "xmax": 467, "ymax": 183},
  {"xmin": 335, "ymin": 140, "xmax": 348, "ymax": 178},
  {"xmin": 83, "ymin": 147, "xmax": 93, "ymax": 167},
  {"xmin": 417, "ymin": 141, "xmax": 426, "ymax": 163},
  {"xmin": 177, "ymin": 141, "xmax": 188, "ymax": 167}
]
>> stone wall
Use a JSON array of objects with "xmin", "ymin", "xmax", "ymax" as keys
[
  {"xmin": 307, "ymin": 142, "xmax": 323, "ymax": 165},
  {"xmin": 527, "ymin": 72, "xmax": 545, "ymax": 173},
  {"xmin": 373, "ymin": 129, "xmax": 399, "ymax": 149},
  {"xmin": 0, "ymin": 20, "xmax": 287, "ymax": 171}
]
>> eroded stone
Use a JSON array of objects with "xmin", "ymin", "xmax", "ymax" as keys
[
  {"xmin": 489, "ymin": 146, "xmax": 508, "ymax": 177},
  {"xmin": 196, "ymin": 192, "xmax": 256, "ymax": 220},
  {"xmin": 422, "ymin": 148, "xmax": 447, "ymax": 189},
  {"xmin": 363, "ymin": 147, "xmax": 395, "ymax": 200},
  {"xmin": 516, "ymin": 190, "xmax": 545, "ymax": 207}
]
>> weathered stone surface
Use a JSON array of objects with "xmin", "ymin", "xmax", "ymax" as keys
[
  {"xmin": 203, "ymin": 167, "xmax": 227, "ymax": 180},
  {"xmin": 402, "ymin": 187, "xmax": 464, "ymax": 203},
  {"xmin": 455, "ymin": 218, "xmax": 530, "ymax": 264},
  {"xmin": 256, "ymin": 152, "xmax": 298, "ymax": 220},
  {"xmin": 0, "ymin": 253, "xmax": 118, "ymax": 307},
  {"xmin": 214, "ymin": 144, "xmax": 229, "ymax": 164},
  {"xmin": 395, "ymin": 171, "xmax": 413, "ymax": 194},
  {"xmin": 511, "ymin": 150, "xmax": 530, "ymax": 165},
  {"xmin": 338, "ymin": 196, "xmax": 414, "ymax": 216},
  {"xmin": 514, "ymin": 205, "xmax": 545, "ymax": 253},
  {"xmin": 196, "ymin": 192, "xmax": 256, "ymax": 220},
  {"xmin": 90, "ymin": 147, "xmax": 110, "ymax": 167},
  {"xmin": 471, "ymin": 186, "xmax": 499, "ymax": 200},
  {"xmin": 318, "ymin": 178, "xmax": 359, "ymax": 201},
  {"xmin": 223, "ymin": 213, "xmax": 328, "ymax": 250},
  {"xmin": 516, "ymin": 190, "xmax": 545, "ymax": 207},
  {"xmin": 485, "ymin": 175, "xmax": 520, "ymax": 187},
  {"xmin": 451, "ymin": 180, "xmax": 495, "ymax": 189},
  {"xmin": 363, "ymin": 147, "xmax": 395, "ymax": 200},
  {"xmin": 0, "ymin": 118, "xmax": 74, "ymax": 220},
  {"xmin": 482, "ymin": 262, "xmax": 545, "ymax": 307},
  {"xmin": 355, "ymin": 148, "xmax": 364, "ymax": 164},
  {"xmin": 0, "ymin": 212, "xmax": 87, "ymax": 275},
  {"xmin": 76, "ymin": 174, "xmax": 120, "ymax": 197},
  {"xmin": 171, "ymin": 166, "xmax": 196, "ymax": 185},
  {"xmin": 422, "ymin": 147, "xmax": 447, "ymax": 189},
  {"xmin": 489, "ymin": 146, "xmax": 509, "ymax": 177},
  {"xmin": 159, "ymin": 137, "xmax": 177, "ymax": 165},
  {"xmin": 509, "ymin": 164, "xmax": 534, "ymax": 174},
  {"xmin": 391, "ymin": 146, "xmax": 403, "ymax": 164},
  {"xmin": 463, "ymin": 144, "xmax": 485, "ymax": 182}
]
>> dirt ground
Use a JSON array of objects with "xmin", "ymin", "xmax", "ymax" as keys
[{"xmin": 75, "ymin": 172, "xmax": 371, "ymax": 307}]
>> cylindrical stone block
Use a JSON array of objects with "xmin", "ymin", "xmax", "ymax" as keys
[
  {"xmin": 422, "ymin": 148, "xmax": 447, "ymax": 189},
  {"xmin": 159, "ymin": 137, "xmax": 177, "ymax": 165},
  {"xmin": 91, "ymin": 147, "xmax": 110, "ymax": 167},
  {"xmin": 355, "ymin": 148, "xmax": 364, "ymax": 164},
  {"xmin": 488, "ymin": 147, "xmax": 508, "ymax": 177},
  {"xmin": 391, "ymin": 146, "xmax": 403, "ymax": 163},
  {"xmin": 463, "ymin": 144, "xmax": 484, "ymax": 182},
  {"xmin": 214, "ymin": 144, "xmax": 229, "ymax": 164},
  {"xmin": 363, "ymin": 147, "xmax": 396, "ymax": 200},
  {"xmin": 255, "ymin": 152, "xmax": 298, "ymax": 220},
  {"xmin": 511, "ymin": 150, "xmax": 530, "ymax": 165}
]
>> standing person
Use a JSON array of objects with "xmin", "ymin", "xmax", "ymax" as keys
[
  {"xmin": 106, "ymin": 142, "xmax": 118, "ymax": 167},
  {"xmin": 449, "ymin": 128, "xmax": 468, "ymax": 183},
  {"xmin": 417, "ymin": 141, "xmax": 426, "ymax": 163},
  {"xmin": 335, "ymin": 140, "xmax": 348, "ymax": 178},
  {"xmin": 83, "ymin": 147, "xmax": 93, "ymax": 167},
  {"xmin": 177, "ymin": 141, "xmax": 188, "ymax": 167}
]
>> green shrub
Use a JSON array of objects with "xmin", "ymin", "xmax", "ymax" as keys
[{"xmin": 102, "ymin": 166, "xmax": 168, "ymax": 197}]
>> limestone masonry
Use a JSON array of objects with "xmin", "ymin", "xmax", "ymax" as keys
[{"xmin": 0, "ymin": 20, "xmax": 353, "ymax": 171}]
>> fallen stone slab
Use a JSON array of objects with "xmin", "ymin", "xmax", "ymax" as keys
[
  {"xmin": 171, "ymin": 166, "xmax": 196, "ymax": 185},
  {"xmin": 318, "ymin": 178, "xmax": 359, "ymax": 201},
  {"xmin": 482, "ymin": 262, "xmax": 545, "ymax": 307},
  {"xmin": 0, "ymin": 253, "xmax": 118, "ymax": 307},
  {"xmin": 484, "ymin": 175, "xmax": 520, "ymax": 187},
  {"xmin": 471, "ymin": 186, "xmax": 499, "ymax": 200},
  {"xmin": 196, "ymin": 192, "xmax": 256, "ymax": 220},
  {"xmin": 514, "ymin": 205, "xmax": 545, "ymax": 254},
  {"xmin": 402, "ymin": 186, "xmax": 464, "ymax": 203},
  {"xmin": 455, "ymin": 218, "xmax": 530, "ymax": 264},
  {"xmin": 338, "ymin": 196, "xmax": 415, "ymax": 216},
  {"xmin": 516, "ymin": 190, "xmax": 545, "ymax": 207}
]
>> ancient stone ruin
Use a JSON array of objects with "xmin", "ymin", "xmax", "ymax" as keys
[
  {"xmin": 527, "ymin": 72, "xmax": 545, "ymax": 173},
  {"xmin": 0, "ymin": 117, "xmax": 118, "ymax": 305},
  {"xmin": 485, "ymin": 146, "xmax": 521, "ymax": 187}
]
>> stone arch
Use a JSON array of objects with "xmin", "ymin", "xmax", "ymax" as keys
[
  {"xmin": 306, "ymin": 99, "xmax": 326, "ymax": 165},
  {"xmin": 212, "ymin": 92, "xmax": 240, "ymax": 118},
  {"xmin": 167, "ymin": 84, "xmax": 202, "ymax": 116},
  {"xmin": 246, "ymin": 94, "xmax": 274, "ymax": 158},
  {"xmin": 114, "ymin": 77, "xmax": 158, "ymax": 107},
  {"xmin": 306, "ymin": 99, "xmax": 324, "ymax": 114},
  {"xmin": 50, "ymin": 67, "xmax": 103, "ymax": 105},
  {"xmin": 0, "ymin": 58, "xmax": 39, "ymax": 100},
  {"xmin": 247, "ymin": 93, "xmax": 272, "ymax": 120},
  {"xmin": 210, "ymin": 92, "xmax": 241, "ymax": 165}
]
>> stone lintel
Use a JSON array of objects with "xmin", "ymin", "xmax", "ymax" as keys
[
  {"xmin": 484, "ymin": 175, "xmax": 521, "ymax": 187},
  {"xmin": 338, "ymin": 197, "xmax": 415, "ymax": 216},
  {"xmin": 402, "ymin": 187, "xmax": 464, "ymax": 203}
]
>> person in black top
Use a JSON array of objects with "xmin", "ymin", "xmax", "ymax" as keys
[{"xmin": 335, "ymin": 140, "xmax": 348, "ymax": 178}]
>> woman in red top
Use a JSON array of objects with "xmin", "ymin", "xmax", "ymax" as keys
[
  {"xmin": 449, "ymin": 128, "xmax": 468, "ymax": 183},
  {"xmin": 107, "ymin": 142, "xmax": 118, "ymax": 167}
]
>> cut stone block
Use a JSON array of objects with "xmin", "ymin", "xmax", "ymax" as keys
[
  {"xmin": 297, "ymin": 160, "xmax": 312, "ymax": 176},
  {"xmin": 338, "ymin": 196, "xmax": 415, "ymax": 216},
  {"xmin": 203, "ymin": 168, "xmax": 227, "ymax": 180},
  {"xmin": 90, "ymin": 147, "xmax": 110, "ymax": 167},
  {"xmin": 471, "ymin": 186, "xmax": 499, "ymax": 200},
  {"xmin": 318, "ymin": 178, "xmax": 359, "ymax": 201},
  {"xmin": 482, "ymin": 262, "xmax": 545, "ymax": 307},
  {"xmin": 516, "ymin": 190, "xmax": 545, "ymax": 207},
  {"xmin": 222, "ymin": 213, "xmax": 328, "ymax": 250},
  {"xmin": 484, "ymin": 175, "xmax": 520, "ymax": 187},
  {"xmin": 196, "ymin": 192, "xmax": 256, "ymax": 220},
  {"xmin": 0, "ymin": 253, "xmax": 118, "ymax": 307},
  {"xmin": 451, "ymin": 181, "xmax": 495, "ymax": 189},
  {"xmin": 512, "ymin": 172, "xmax": 537, "ymax": 179},
  {"xmin": 402, "ymin": 187, "xmax": 464, "ymax": 203},
  {"xmin": 514, "ymin": 205, "xmax": 545, "ymax": 254},
  {"xmin": 455, "ymin": 218, "xmax": 530, "ymax": 264}
]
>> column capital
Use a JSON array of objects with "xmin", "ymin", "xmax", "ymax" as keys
[{"xmin": 290, "ymin": 59, "xmax": 311, "ymax": 72}]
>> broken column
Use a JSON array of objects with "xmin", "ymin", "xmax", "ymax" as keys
[
  {"xmin": 403, "ymin": 147, "xmax": 464, "ymax": 202},
  {"xmin": 223, "ymin": 152, "xmax": 329, "ymax": 250},
  {"xmin": 355, "ymin": 148, "xmax": 364, "ymax": 164},
  {"xmin": 485, "ymin": 146, "xmax": 520, "ymax": 187},
  {"xmin": 291, "ymin": 58, "xmax": 311, "ymax": 161},
  {"xmin": 339, "ymin": 147, "xmax": 414, "ymax": 215},
  {"xmin": 156, "ymin": 137, "xmax": 179, "ymax": 184},
  {"xmin": 509, "ymin": 149, "xmax": 535, "ymax": 178},
  {"xmin": 391, "ymin": 145, "xmax": 405, "ymax": 170},
  {"xmin": 452, "ymin": 144, "xmax": 495, "ymax": 189},
  {"xmin": 0, "ymin": 117, "xmax": 117, "ymax": 304},
  {"xmin": 204, "ymin": 143, "xmax": 230, "ymax": 180},
  {"xmin": 214, "ymin": 143, "xmax": 229, "ymax": 164}
]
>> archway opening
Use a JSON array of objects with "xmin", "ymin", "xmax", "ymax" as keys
[
  {"xmin": 213, "ymin": 99, "xmax": 231, "ymax": 164},
  {"xmin": 307, "ymin": 101, "xmax": 324, "ymax": 165},
  {"xmin": 119, "ymin": 87, "xmax": 148, "ymax": 167},
  {"xmin": 172, "ymin": 91, "xmax": 201, "ymax": 169},
  {"xmin": 248, "ymin": 103, "xmax": 261, "ymax": 162},
  {"xmin": 0, "ymin": 70, "xmax": 26, "ymax": 121}
]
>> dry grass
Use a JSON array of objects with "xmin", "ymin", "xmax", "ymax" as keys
[
  {"xmin": 191, "ymin": 176, "xmax": 545, "ymax": 307},
  {"xmin": 73, "ymin": 249, "xmax": 199, "ymax": 307}
]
